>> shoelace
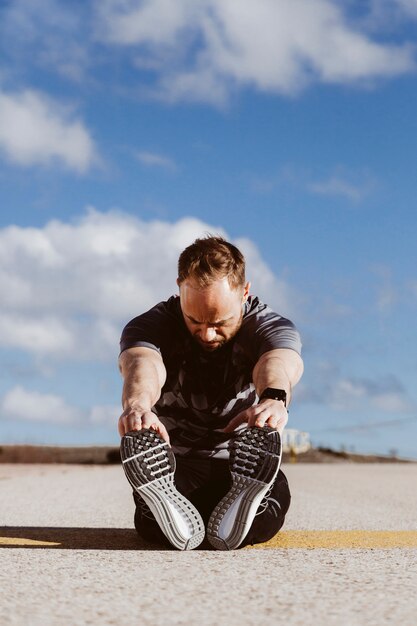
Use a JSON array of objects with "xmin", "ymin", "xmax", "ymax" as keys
[
  {"xmin": 255, "ymin": 485, "xmax": 279, "ymax": 516},
  {"xmin": 137, "ymin": 496, "xmax": 156, "ymax": 521}
]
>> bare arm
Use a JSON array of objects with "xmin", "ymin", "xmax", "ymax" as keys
[
  {"xmin": 224, "ymin": 348, "xmax": 304, "ymax": 434},
  {"xmin": 118, "ymin": 346, "xmax": 169, "ymax": 441},
  {"xmin": 253, "ymin": 348, "xmax": 304, "ymax": 403}
]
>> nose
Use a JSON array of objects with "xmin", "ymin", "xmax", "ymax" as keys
[{"xmin": 199, "ymin": 326, "xmax": 217, "ymax": 342}]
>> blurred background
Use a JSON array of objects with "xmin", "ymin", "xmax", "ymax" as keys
[{"xmin": 0, "ymin": 0, "xmax": 416, "ymax": 458}]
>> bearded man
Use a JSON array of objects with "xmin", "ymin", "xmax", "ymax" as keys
[{"xmin": 118, "ymin": 236, "xmax": 303, "ymax": 550}]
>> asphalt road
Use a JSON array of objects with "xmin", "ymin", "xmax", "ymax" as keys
[{"xmin": 1, "ymin": 463, "xmax": 416, "ymax": 626}]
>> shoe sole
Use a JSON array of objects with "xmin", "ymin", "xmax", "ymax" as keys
[
  {"xmin": 120, "ymin": 429, "xmax": 205, "ymax": 551},
  {"xmin": 207, "ymin": 426, "xmax": 282, "ymax": 550}
]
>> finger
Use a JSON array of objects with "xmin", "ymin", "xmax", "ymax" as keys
[
  {"xmin": 253, "ymin": 414, "xmax": 268, "ymax": 428},
  {"xmin": 252, "ymin": 404, "xmax": 275, "ymax": 428},
  {"xmin": 241, "ymin": 404, "xmax": 265, "ymax": 420},
  {"xmin": 264, "ymin": 410, "xmax": 288, "ymax": 432},
  {"xmin": 138, "ymin": 412, "xmax": 170, "ymax": 445},
  {"xmin": 276, "ymin": 414, "xmax": 289, "ymax": 434},
  {"xmin": 265, "ymin": 416, "xmax": 279, "ymax": 430},
  {"xmin": 251, "ymin": 403, "xmax": 269, "ymax": 416},
  {"xmin": 118, "ymin": 414, "xmax": 136, "ymax": 437},
  {"xmin": 224, "ymin": 404, "xmax": 276, "ymax": 432},
  {"xmin": 222, "ymin": 413, "xmax": 248, "ymax": 433},
  {"xmin": 253, "ymin": 406, "xmax": 286, "ymax": 429},
  {"xmin": 141, "ymin": 413, "xmax": 158, "ymax": 430},
  {"xmin": 123, "ymin": 414, "xmax": 143, "ymax": 435},
  {"xmin": 151, "ymin": 421, "xmax": 171, "ymax": 445}
]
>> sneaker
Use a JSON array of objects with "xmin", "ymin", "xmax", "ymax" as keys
[
  {"xmin": 120, "ymin": 428, "xmax": 205, "ymax": 551},
  {"xmin": 206, "ymin": 426, "xmax": 282, "ymax": 550}
]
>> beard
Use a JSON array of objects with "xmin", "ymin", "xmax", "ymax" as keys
[
  {"xmin": 197, "ymin": 338, "xmax": 225, "ymax": 351},
  {"xmin": 192, "ymin": 309, "xmax": 244, "ymax": 352}
]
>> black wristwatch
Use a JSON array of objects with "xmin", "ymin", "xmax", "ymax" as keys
[{"xmin": 259, "ymin": 387, "xmax": 287, "ymax": 407}]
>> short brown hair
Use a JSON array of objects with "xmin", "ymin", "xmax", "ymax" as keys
[{"xmin": 178, "ymin": 235, "xmax": 246, "ymax": 289}]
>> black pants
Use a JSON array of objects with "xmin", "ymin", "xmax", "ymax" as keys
[{"xmin": 133, "ymin": 456, "xmax": 291, "ymax": 548}]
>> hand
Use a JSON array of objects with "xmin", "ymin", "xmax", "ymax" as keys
[
  {"xmin": 223, "ymin": 399, "xmax": 288, "ymax": 434},
  {"xmin": 118, "ymin": 406, "xmax": 170, "ymax": 444}
]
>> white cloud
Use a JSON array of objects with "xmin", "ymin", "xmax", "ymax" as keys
[
  {"xmin": 96, "ymin": 0, "xmax": 416, "ymax": 103},
  {"xmin": 0, "ymin": 0, "xmax": 90, "ymax": 82},
  {"xmin": 364, "ymin": 0, "xmax": 417, "ymax": 27},
  {"xmin": 308, "ymin": 175, "xmax": 374, "ymax": 202},
  {"xmin": 0, "ymin": 386, "xmax": 82, "ymax": 423},
  {"xmin": 298, "ymin": 371, "xmax": 414, "ymax": 414},
  {"xmin": 395, "ymin": 0, "xmax": 417, "ymax": 19},
  {"xmin": 1, "ymin": 1, "xmax": 415, "ymax": 106},
  {"xmin": 234, "ymin": 236, "xmax": 300, "ymax": 315},
  {"xmin": 89, "ymin": 404, "xmax": 121, "ymax": 424},
  {"xmin": 0, "ymin": 314, "xmax": 74, "ymax": 354},
  {"xmin": 97, "ymin": 0, "xmax": 197, "ymax": 47},
  {"xmin": 136, "ymin": 150, "xmax": 177, "ymax": 171},
  {"xmin": 0, "ymin": 209, "xmax": 296, "ymax": 360},
  {"xmin": 0, "ymin": 89, "xmax": 97, "ymax": 172},
  {"xmin": 250, "ymin": 165, "xmax": 376, "ymax": 203},
  {"xmin": 0, "ymin": 386, "xmax": 120, "ymax": 425}
]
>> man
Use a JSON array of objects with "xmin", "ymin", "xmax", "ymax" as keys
[{"xmin": 118, "ymin": 236, "xmax": 303, "ymax": 550}]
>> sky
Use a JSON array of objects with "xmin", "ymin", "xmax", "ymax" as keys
[{"xmin": 0, "ymin": 0, "xmax": 416, "ymax": 458}]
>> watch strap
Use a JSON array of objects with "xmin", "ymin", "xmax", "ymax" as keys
[{"xmin": 259, "ymin": 387, "xmax": 287, "ymax": 407}]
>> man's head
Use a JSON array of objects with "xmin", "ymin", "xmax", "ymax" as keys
[{"xmin": 177, "ymin": 236, "xmax": 250, "ymax": 351}]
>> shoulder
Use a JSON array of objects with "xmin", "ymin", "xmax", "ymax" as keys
[
  {"xmin": 120, "ymin": 296, "xmax": 183, "ymax": 354},
  {"xmin": 124, "ymin": 296, "xmax": 181, "ymax": 327},
  {"xmin": 239, "ymin": 295, "xmax": 302, "ymax": 357},
  {"xmin": 242, "ymin": 295, "xmax": 293, "ymax": 327}
]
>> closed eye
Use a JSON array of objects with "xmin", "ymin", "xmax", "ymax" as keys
[{"xmin": 187, "ymin": 317, "xmax": 232, "ymax": 328}]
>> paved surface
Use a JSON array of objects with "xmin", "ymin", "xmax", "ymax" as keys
[{"xmin": 1, "ymin": 463, "xmax": 416, "ymax": 625}]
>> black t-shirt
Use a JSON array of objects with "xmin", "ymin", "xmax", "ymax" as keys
[{"xmin": 120, "ymin": 295, "xmax": 301, "ymax": 458}]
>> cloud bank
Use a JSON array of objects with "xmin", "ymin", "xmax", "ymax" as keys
[
  {"xmin": 0, "ymin": 386, "xmax": 82, "ymax": 423},
  {"xmin": 0, "ymin": 385, "xmax": 120, "ymax": 426},
  {"xmin": 297, "ymin": 365, "xmax": 414, "ymax": 417},
  {"xmin": 96, "ymin": 0, "xmax": 416, "ymax": 103},
  {"xmin": 0, "ymin": 209, "xmax": 295, "ymax": 361},
  {"xmin": 1, "ymin": 1, "xmax": 416, "ymax": 107},
  {"xmin": 0, "ymin": 209, "xmax": 297, "ymax": 426}
]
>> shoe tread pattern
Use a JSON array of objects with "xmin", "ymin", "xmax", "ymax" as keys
[
  {"xmin": 120, "ymin": 429, "xmax": 205, "ymax": 551},
  {"xmin": 229, "ymin": 426, "xmax": 281, "ymax": 484},
  {"xmin": 207, "ymin": 426, "xmax": 282, "ymax": 551},
  {"xmin": 121, "ymin": 428, "xmax": 175, "ymax": 487}
]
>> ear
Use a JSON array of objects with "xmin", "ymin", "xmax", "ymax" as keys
[{"xmin": 242, "ymin": 281, "xmax": 251, "ymax": 303}]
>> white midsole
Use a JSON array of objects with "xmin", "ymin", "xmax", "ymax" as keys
[
  {"xmin": 138, "ymin": 478, "xmax": 193, "ymax": 540},
  {"xmin": 218, "ymin": 480, "xmax": 269, "ymax": 540}
]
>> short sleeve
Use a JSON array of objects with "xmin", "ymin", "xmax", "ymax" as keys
[
  {"xmin": 119, "ymin": 299, "xmax": 177, "ymax": 356},
  {"xmin": 240, "ymin": 298, "xmax": 302, "ymax": 361},
  {"xmin": 254, "ymin": 314, "xmax": 302, "ymax": 356}
]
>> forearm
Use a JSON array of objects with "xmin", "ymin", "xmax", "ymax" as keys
[
  {"xmin": 253, "ymin": 348, "xmax": 303, "ymax": 406},
  {"xmin": 119, "ymin": 347, "xmax": 166, "ymax": 411}
]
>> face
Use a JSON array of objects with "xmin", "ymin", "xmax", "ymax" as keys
[{"xmin": 178, "ymin": 276, "xmax": 250, "ymax": 352}]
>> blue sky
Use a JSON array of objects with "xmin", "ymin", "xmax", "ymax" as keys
[{"xmin": 0, "ymin": 0, "xmax": 416, "ymax": 458}]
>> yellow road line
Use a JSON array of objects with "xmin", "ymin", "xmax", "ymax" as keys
[
  {"xmin": 0, "ymin": 537, "xmax": 61, "ymax": 547},
  {"xmin": 248, "ymin": 530, "xmax": 417, "ymax": 549}
]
